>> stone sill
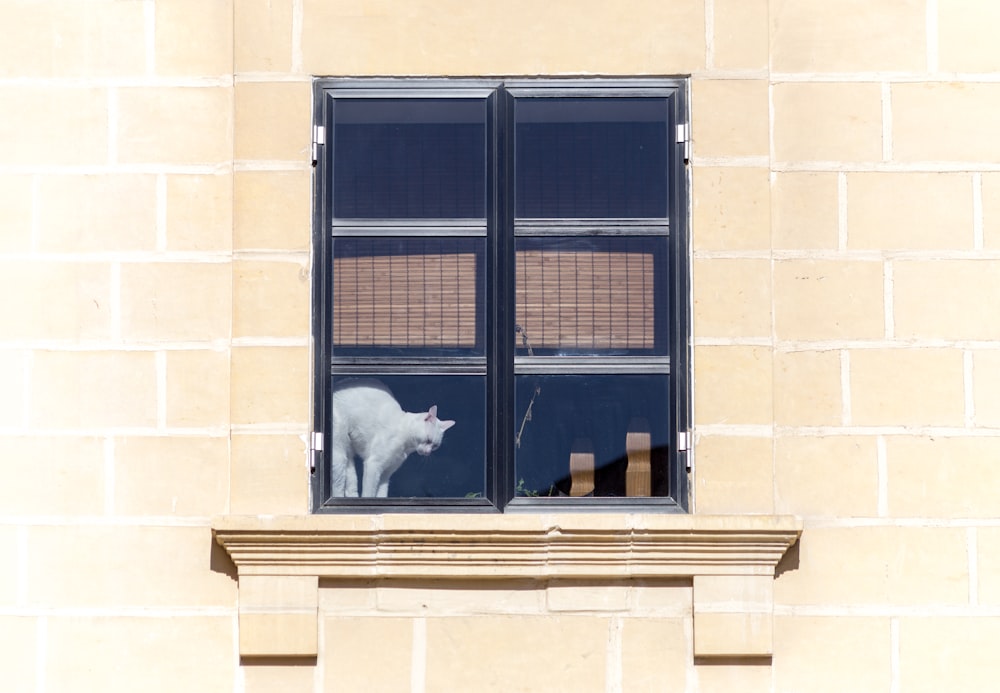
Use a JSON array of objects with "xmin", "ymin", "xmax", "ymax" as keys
[{"xmin": 212, "ymin": 513, "xmax": 801, "ymax": 659}]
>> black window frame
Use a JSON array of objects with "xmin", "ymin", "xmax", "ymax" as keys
[{"xmin": 310, "ymin": 77, "xmax": 690, "ymax": 513}]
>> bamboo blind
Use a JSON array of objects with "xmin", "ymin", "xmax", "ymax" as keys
[
  {"xmin": 516, "ymin": 249, "xmax": 655, "ymax": 350},
  {"xmin": 333, "ymin": 252, "xmax": 478, "ymax": 347}
]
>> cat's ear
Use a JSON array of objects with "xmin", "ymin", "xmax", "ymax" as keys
[
  {"xmin": 427, "ymin": 405, "xmax": 438, "ymax": 420},
  {"xmin": 440, "ymin": 419, "xmax": 456, "ymax": 431}
]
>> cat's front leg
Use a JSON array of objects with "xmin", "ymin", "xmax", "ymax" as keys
[
  {"xmin": 329, "ymin": 447, "xmax": 349, "ymax": 497},
  {"xmin": 360, "ymin": 458, "xmax": 385, "ymax": 498},
  {"xmin": 345, "ymin": 459, "xmax": 359, "ymax": 497}
]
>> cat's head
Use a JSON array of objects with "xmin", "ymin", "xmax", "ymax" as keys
[{"xmin": 416, "ymin": 405, "xmax": 456, "ymax": 456}]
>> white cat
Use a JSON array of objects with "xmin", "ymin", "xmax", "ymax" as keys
[{"xmin": 330, "ymin": 379, "xmax": 456, "ymax": 498}]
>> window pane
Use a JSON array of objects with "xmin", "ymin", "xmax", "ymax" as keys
[
  {"xmin": 515, "ymin": 237, "xmax": 668, "ymax": 356},
  {"xmin": 515, "ymin": 98, "xmax": 669, "ymax": 219},
  {"xmin": 333, "ymin": 98, "xmax": 486, "ymax": 219},
  {"xmin": 329, "ymin": 375, "xmax": 484, "ymax": 498},
  {"xmin": 514, "ymin": 374, "xmax": 671, "ymax": 498},
  {"xmin": 332, "ymin": 237, "xmax": 485, "ymax": 357}
]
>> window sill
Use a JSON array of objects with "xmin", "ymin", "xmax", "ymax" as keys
[{"xmin": 212, "ymin": 513, "xmax": 801, "ymax": 659}]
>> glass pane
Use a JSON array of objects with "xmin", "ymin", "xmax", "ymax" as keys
[
  {"xmin": 515, "ymin": 97, "xmax": 669, "ymax": 218},
  {"xmin": 332, "ymin": 237, "xmax": 485, "ymax": 357},
  {"xmin": 514, "ymin": 374, "xmax": 671, "ymax": 498},
  {"xmin": 515, "ymin": 237, "xmax": 668, "ymax": 356},
  {"xmin": 333, "ymin": 98, "xmax": 486, "ymax": 219},
  {"xmin": 330, "ymin": 375, "xmax": 484, "ymax": 498}
]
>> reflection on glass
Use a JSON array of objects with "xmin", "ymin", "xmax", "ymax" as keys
[
  {"xmin": 515, "ymin": 97, "xmax": 669, "ymax": 219},
  {"xmin": 333, "ymin": 98, "xmax": 487, "ymax": 219},
  {"xmin": 514, "ymin": 375, "xmax": 671, "ymax": 498},
  {"xmin": 329, "ymin": 375, "xmax": 485, "ymax": 499},
  {"xmin": 332, "ymin": 237, "xmax": 485, "ymax": 357},
  {"xmin": 515, "ymin": 237, "xmax": 668, "ymax": 356}
]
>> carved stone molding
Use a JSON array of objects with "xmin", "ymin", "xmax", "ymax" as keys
[{"xmin": 212, "ymin": 513, "xmax": 801, "ymax": 658}]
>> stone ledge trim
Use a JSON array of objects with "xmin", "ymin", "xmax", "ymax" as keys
[{"xmin": 212, "ymin": 513, "xmax": 801, "ymax": 659}]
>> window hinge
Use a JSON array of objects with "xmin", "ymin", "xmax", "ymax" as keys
[
  {"xmin": 311, "ymin": 125, "xmax": 326, "ymax": 165},
  {"xmin": 677, "ymin": 431, "xmax": 692, "ymax": 472},
  {"xmin": 676, "ymin": 123, "xmax": 690, "ymax": 163},
  {"xmin": 677, "ymin": 431, "xmax": 689, "ymax": 452},
  {"xmin": 309, "ymin": 431, "xmax": 324, "ymax": 473}
]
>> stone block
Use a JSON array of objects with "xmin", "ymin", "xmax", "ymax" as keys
[
  {"xmin": 119, "ymin": 262, "xmax": 232, "ymax": 342},
  {"xmin": 893, "ymin": 260, "xmax": 1000, "ymax": 340},
  {"xmin": 0, "ymin": 0, "xmax": 145, "ymax": 78},
  {"xmin": 847, "ymin": 172, "xmax": 974, "ymax": 250},
  {"xmin": 25, "ymin": 525, "xmax": 236, "ymax": 608},
  {"xmin": 886, "ymin": 436, "xmax": 1000, "ymax": 518},
  {"xmin": 0, "ymin": 351, "xmax": 26, "ymax": 426},
  {"xmin": 318, "ymin": 579, "xmax": 377, "ymax": 614},
  {"xmin": 693, "ymin": 167, "xmax": 771, "ymax": 251},
  {"xmin": 244, "ymin": 660, "xmax": 316, "ymax": 693},
  {"xmin": 114, "ymin": 436, "xmax": 229, "ymax": 517},
  {"xmin": 0, "ymin": 87, "xmax": 107, "ymax": 165},
  {"xmin": 230, "ymin": 434, "xmax": 309, "ymax": 514},
  {"xmin": 898, "ymin": 617, "xmax": 1000, "ymax": 693},
  {"xmin": 694, "ymin": 575, "xmax": 773, "ymax": 657},
  {"xmin": 46, "ymin": 616, "xmax": 234, "ymax": 693},
  {"xmin": 37, "ymin": 174, "xmax": 157, "ymax": 252},
  {"xmin": 694, "ymin": 436, "xmax": 774, "ymax": 514},
  {"xmin": 117, "ymin": 87, "xmax": 233, "ymax": 165},
  {"xmin": 155, "ymin": 0, "xmax": 233, "ymax": 76},
  {"xmin": 693, "ymin": 258, "xmax": 772, "ymax": 339},
  {"xmin": 230, "ymin": 347, "xmax": 311, "ymax": 426},
  {"xmin": 325, "ymin": 616, "xmax": 412, "ymax": 691},
  {"xmin": 774, "ymin": 435, "xmax": 878, "ymax": 517},
  {"xmin": 0, "ymin": 527, "xmax": 19, "ymax": 605},
  {"xmin": 771, "ymin": 172, "xmax": 839, "ymax": 250},
  {"xmin": 694, "ymin": 345, "xmax": 773, "ymax": 426},
  {"xmin": 975, "ymin": 528, "xmax": 1000, "ymax": 605},
  {"xmin": 375, "ymin": 579, "xmax": 544, "ymax": 615},
  {"xmin": 772, "ymin": 82, "xmax": 883, "ymax": 163},
  {"xmin": 235, "ymin": 82, "xmax": 312, "ymax": 162},
  {"xmin": 849, "ymin": 348, "xmax": 965, "ymax": 427},
  {"xmin": 0, "ymin": 175, "xmax": 33, "ymax": 252},
  {"xmin": 234, "ymin": 259, "xmax": 310, "ymax": 338},
  {"xmin": 774, "ymin": 526, "xmax": 968, "ymax": 606},
  {"xmin": 0, "ymin": 261, "xmax": 111, "ymax": 341},
  {"xmin": 30, "ymin": 350, "xmax": 157, "ymax": 429},
  {"xmin": 425, "ymin": 615, "xmax": 609, "ymax": 693},
  {"xmin": 691, "ymin": 80, "xmax": 769, "ymax": 158},
  {"xmin": 0, "ymin": 617, "xmax": 37, "ymax": 692},
  {"xmin": 235, "ymin": 0, "xmax": 294, "ymax": 73},
  {"xmin": 165, "ymin": 349, "xmax": 231, "ymax": 428},
  {"xmin": 694, "ymin": 659, "xmax": 772, "ymax": 693},
  {"xmin": 234, "ymin": 170, "xmax": 312, "ymax": 251},
  {"xmin": 937, "ymin": 0, "xmax": 1000, "ymax": 72},
  {"xmin": 773, "ymin": 350, "xmax": 843, "ymax": 426},
  {"xmin": 546, "ymin": 580, "xmax": 630, "ymax": 612},
  {"xmin": 974, "ymin": 350, "xmax": 1000, "ymax": 426},
  {"xmin": 0, "ymin": 436, "xmax": 104, "ymax": 516},
  {"xmin": 712, "ymin": 0, "xmax": 768, "ymax": 70},
  {"xmin": 165, "ymin": 174, "xmax": 234, "ymax": 252},
  {"xmin": 982, "ymin": 173, "xmax": 1000, "ymax": 250},
  {"xmin": 621, "ymin": 617, "xmax": 688, "ymax": 693},
  {"xmin": 301, "ymin": 0, "xmax": 705, "ymax": 76},
  {"xmin": 893, "ymin": 83, "xmax": 1000, "ymax": 163},
  {"xmin": 770, "ymin": 0, "xmax": 926, "ymax": 73},
  {"xmin": 773, "ymin": 259, "xmax": 884, "ymax": 341},
  {"xmin": 240, "ymin": 575, "xmax": 318, "ymax": 657},
  {"xmin": 773, "ymin": 616, "xmax": 890, "ymax": 693}
]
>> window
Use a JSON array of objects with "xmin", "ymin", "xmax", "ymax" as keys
[{"xmin": 311, "ymin": 78, "xmax": 689, "ymax": 512}]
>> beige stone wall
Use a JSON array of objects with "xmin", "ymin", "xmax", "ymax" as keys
[{"xmin": 1, "ymin": 0, "xmax": 998, "ymax": 691}]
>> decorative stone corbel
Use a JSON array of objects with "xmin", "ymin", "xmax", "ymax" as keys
[{"xmin": 212, "ymin": 513, "xmax": 801, "ymax": 659}]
